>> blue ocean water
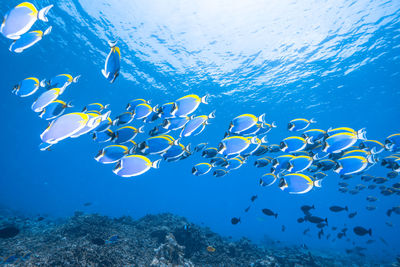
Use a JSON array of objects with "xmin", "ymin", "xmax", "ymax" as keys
[{"xmin": 1, "ymin": 0, "xmax": 400, "ymax": 263}]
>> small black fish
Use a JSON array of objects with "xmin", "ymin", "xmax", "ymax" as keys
[
  {"xmin": 329, "ymin": 206, "xmax": 348, "ymax": 212},
  {"xmin": 251, "ymin": 195, "xmax": 258, "ymax": 202},
  {"xmin": 387, "ymin": 171, "xmax": 398, "ymax": 179},
  {"xmin": 318, "ymin": 229, "xmax": 324, "ymax": 239},
  {"xmin": 244, "ymin": 206, "xmax": 251, "ymax": 213},
  {"xmin": 231, "ymin": 217, "xmax": 241, "ymax": 225},
  {"xmin": 281, "ymin": 225, "xmax": 286, "ymax": 232},
  {"xmin": 332, "ymin": 226, "xmax": 337, "ymax": 231},
  {"xmin": 300, "ymin": 205, "xmax": 315, "ymax": 215},
  {"xmin": 338, "ymin": 232, "xmax": 344, "ymax": 239},
  {"xmin": 297, "ymin": 217, "xmax": 305, "ymax": 223},
  {"xmin": 348, "ymin": 212, "xmax": 357, "ymax": 219},
  {"xmin": 83, "ymin": 202, "xmax": 93, "ymax": 207},
  {"xmin": 262, "ymin": 208, "xmax": 278, "ymax": 218},
  {"xmin": 305, "ymin": 215, "xmax": 328, "ymax": 224},
  {"xmin": 353, "ymin": 226, "xmax": 372, "ymax": 236},
  {"xmin": 37, "ymin": 216, "xmax": 45, "ymax": 221}
]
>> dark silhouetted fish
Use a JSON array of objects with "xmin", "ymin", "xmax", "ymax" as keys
[
  {"xmin": 262, "ymin": 208, "xmax": 278, "ymax": 218},
  {"xmin": 281, "ymin": 225, "xmax": 286, "ymax": 232},
  {"xmin": 297, "ymin": 217, "xmax": 305, "ymax": 223},
  {"xmin": 83, "ymin": 202, "xmax": 92, "ymax": 207},
  {"xmin": 231, "ymin": 217, "xmax": 241, "ymax": 225},
  {"xmin": 353, "ymin": 226, "xmax": 372, "ymax": 236},
  {"xmin": 348, "ymin": 212, "xmax": 357, "ymax": 219},
  {"xmin": 305, "ymin": 215, "xmax": 328, "ymax": 224},
  {"xmin": 300, "ymin": 205, "xmax": 315, "ymax": 215},
  {"xmin": 251, "ymin": 195, "xmax": 258, "ymax": 202},
  {"xmin": 329, "ymin": 206, "xmax": 348, "ymax": 212}
]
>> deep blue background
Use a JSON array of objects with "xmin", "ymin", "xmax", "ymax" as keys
[{"xmin": 1, "ymin": 0, "xmax": 400, "ymax": 262}]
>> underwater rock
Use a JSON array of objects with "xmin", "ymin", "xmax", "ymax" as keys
[
  {"xmin": 0, "ymin": 226, "xmax": 19, "ymax": 238},
  {"xmin": 151, "ymin": 233, "xmax": 194, "ymax": 266}
]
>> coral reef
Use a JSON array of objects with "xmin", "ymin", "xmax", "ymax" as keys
[{"xmin": 0, "ymin": 212, "xmax": 393, "ymax": 266}]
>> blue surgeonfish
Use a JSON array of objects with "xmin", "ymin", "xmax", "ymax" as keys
[
  {"xmin": 162, "ymin": 143, "xmax": 191, "ymax": 161},
  {"xmin": 93, "ymin": 129, "xmax": 114, "ymax": 143},
  {"xmin": 149, "ymin": 125, "xmax": 170, "ymax": 137},
  {"xmin": 280, "ymin": 136, "xmax": 310, "ymax": 153},
  {"xmin": 163, "ymin": 116, "xmax": 191, "ymax": 131},
  {"xmin": 12, "ymin": 77, "xmax": 40, "ymax": 97},
  {"xmin": 9, "ymin": 26, "xmax": 51, "ymax": 53},
  {"xmin": 359, "ymin": 140, "xmax": 385, "ymax": 154},
  {"xmin": 240, "ymin": 136, "xmax": 268, "ymax": 156},
  {"xmin": 83, "ymin": 103, "xmax": 109, "ymax": 113},
  {"xmin": 102, "ymin": 41, "xmax": 120, "ymax": 83},
  {"xmin": 302, "ymin": 129, "xmax": 326, "ymax": 143},
  {"xmin": 253, "ymin": 145, "xmax": 269, "ymax": 156},
  {"xmin": 268, "ymin": 144, "xmax": 281, "ymax": 153},
  {"xmin": 113, "ymin": 112, "xmax": 134, "ymax": 126},
  {"xmin": 334, "ymin": 156, "xmax": 370, "ymax": 176},
  {"xmin": 31, "ymin": 88, "xmax": 61, "ymax": 112},
  {"xmin": 202, "ymin": 147, "xmax": 218, "ymax": 158},
  {"xmin": 315, "ymin": 159, "xmax": 336, "ymax": 171},
  {"xmin": 279, "ymin": 173, "xmax": 322, "ymax": 194},
  {"xmin": 385, "ymin": 134, "xmax": 400, "ymax": 152},
  {"xmin": 327, "ymin": 127, "xmax": 367, "ymax": 139},
  {"xmin": 1, "ymin": 2, "xmax": 53, "ymax": 39},
  {"xmin": 158, "ymin": 102, "xmax": 178, "ymax": 119},
  {"xmin": 309, "ymin": 144, "xmax": 329, "ymax": 160},
  {"xmin": 226, "ymin": 157, "xmax": 244, "ymax": 171},
  {"xmin": 287, "ymin": 156, "xmax": 313, "ymax": 173},
  {"xmin": 192, "ymin": 163, "xmax": 212, "ymax": 176},
  {"xmin": 114, "ymin": 126, "xmax": 144, "ymax": 144},
  {"xmin": 229, "ymin": 114, "xmax": 266, "ymax": 134},
  {"xmin": 113, "ymin": 155, "xmax": 160, "ymax": 177},
  {"xmin": 40, "ymin": 112, "xmax": 91, "ymax": 144},
  {"xmin": 70, "ymin": 111, "xmax": 110, "ymax": 138},
  {"xmin": 213, "ymin": 169, "xmax": 228, "ymax": 177},
  {"xmin": 259, "ymin": 173, "xmax": 277, "ymax": 187},
  {"xmin": 194, "ymin": 143, "xmax": 208, "ymax": 152},
  {"xmin": 233, "ymin": 122, "xmax": 272, "ymax": 136},
  {"xmin": 287, "ymin": 118, "xmax": 316, "ymax": 132},
  {"xmin": 210, "ymin": 157, "xmax": 229, "ymax": 167},
  {"xmin": 254, "ymin": 157, "xmax": 273, "ymax": 168},
  {"xmin": 138, "ymin": 135, "xmax": 179, "ymax": 154},
  {"xmin": 126, "ymin": 99, "xmax": 150, "ymax": 112},
  {"xmin": 95, "ymin": 145, "xmax": 132, "ymax": 164},
  {"xmin": 180, "ymin": 112, "xmax": 215, "ymax": 137},
  {"xmin": 342, "ymin": 149, "xmax": 372, "ymax": 158},
  {"xmin": 133, "ymin": 103, "xmax": 157, "ymax": 120},
  {"xmin": 41, "ymin": 74, "xmax": 81, "ymax": 91},
  {"xmin": 218, "ymin": 136, "xmax": 258, "ymax": 156},
  {"xmin": 175, "ymin": 94, "xmax": 209, "ymax": 117},
  {"xmin": 39, "ymin": 100, "xmax": 73, "ymax": 120},
  {"xmin": 323, "ymin": 132, "xmax": 364, "ymax": 153},
  {"xmin": 255, "ymin": 122, "xmax": 277, "ymax": 136}
]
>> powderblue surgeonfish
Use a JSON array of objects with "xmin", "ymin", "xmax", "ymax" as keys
[
  {"xmin": 9, "ymin": 26, "xmax": 51, "ymax": 53},
  {"xmin": 309, "ymin": 144, "xmax": 329, "ymax": 160},
  {"xmin": 218, "ymin": 136, "xmax": 258, "ymax": 156},
  {"xmin": 287, "ymin": 118, "xmax": 316, "ymax": 132},
  {"xmin": 202, "ymin": 147, "xmax": 218, "ymax": 158},
  {"xmin": 162, "ymin": 143, "xmax": 191, "ymax": 161},
  {"xmin": 210, "ymin": 157, "xmax": 229, "ymax": 167},
  {"xmin": 315, "ymin": 159, "xmax": 336, "ymax": 171},
  {"xmin": 94, "ymin": 117, "xmax": 112, "ymax": 132},
  {"xmin": 95, "ymin": 145, "xmax": 132, "ymax": 164},
  {"xmin": 229, "ymin": 114, "xmax": 266, "ymax": 134},
  {"xmin": 138, "ymin": 135, "xmax": 179, "ymax": 155},
  {"xmin": 259, "ymin": 173, "xmax": 277, "ymax": 187},
  {"xmin": 175, "ymin": 94, "xmax": 209, "ymax": 117},
  {"xmin": 93, "ymin": 129, "xmax": 114, "ymax": 143},
  {"xmin": 102, "ymin": 41, "xmax": 120, "ymax": 83},
  {"xmin": 287, "ymin": 156, "xmax": 313, "ymax": 173},
  {"xmin": 213, "ymin": 169, "xmax": 228, "ymax": 177},
  {"xmin": 226, "ymin": 157, "xmax": 245, "ymax": 171},
  {"xmin": 70, "ymin": 111, "xmax": 110, "ymax": 138},
  {"xmin": 279, "ymin": 173, "xmax": 322, "ymax": 194},
  {"xmin": 271, "ymin": 154, "xmax": 295, "ymax": 174},
  {"xmin": 334, "ymin": 156, "xmax": 370, "ymax": 176},
  {"xmin": 41, "ymin": 74, "xmax": 81, "ymax": 90},
  {"xmin": 180, "ymin": 112, "xmax": 215, "ymax": 138},
  {"xmin": 40, "ymin": 112, "xmax": 90, "ymax": 145},
  {"xmin": 194, "ymin": 143, "xmax": 208, "ymax": 152},
  {"xmin": 158, "ymin": 102, "xmax": 178, "ymax": 119},
  {"xmin": 126, "ymin": 99, "xmax": 150, "ymax": 112},
  {"xmin": 326, "ymin": 127, "xmax": 367, "ymax": 138},
  {"xmin": 385, "ymin": 134, "xmax": 400, "ymax": 152},
  {"xmin": 113, "ymin": 112, "xmax": 134, "ymax": 126},
  {"xmin": 163, "ymin": 116, "xmax": 191, "ymax": 131},
  {"xmin": 31, "ymin": 88, "xmax": 61, "ymax": 112},
  {"xmin": 240, "ymin": 136, "xmax": 268, "ymax": 156},
  {"xmin": 38, "ymin": 100, "xmax": 73, "ymax": 120},
  {"xmin": 323, "ymin": 132, "xmax": 363, "ymax": 154},
  {"xmin": 83, "ymin": 103, "xmax": 109, "ymax": 113},
  {"xmin": 302, "ymin": 129, "xmax": 326, "ymax": 143},
  {"xmin": 254, "ymin": 157, "xmax": 273, "ymax": 168},
  {"xmin": 113, "ymin": 126, "xmax": 144, "ymax": 144},
  {"xmin": 359, "ymin": 140, "xmax": 385, "ymax": 154},
  {"xmin": 280, "ymin": 136, "xmax": 309, "ymax": 153},
  {"xmin": 12, "ymin": 77, "xmax": 40, "ymax": 97},
  {"xmin": 0, "ymin": 2, "xmax": 53, "ymax": 40},
  {"xmin": 113, "ymin": 155, "xmax": 160, "ymax": 177},
  {"xmin": 192, "ymin": 163, "xmax": 212, "ymax": 176},
  {"xmin": 149, "ymin": 124, "xmax": 171, "ymax": 137},
  {"xmin": 133, "ymin": 103, "xmax": 157, "ymax": 120}
]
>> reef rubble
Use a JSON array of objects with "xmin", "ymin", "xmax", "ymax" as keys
[{"xmin": 0, "ymin": 212, "xmax": 393, "ymax": 266}]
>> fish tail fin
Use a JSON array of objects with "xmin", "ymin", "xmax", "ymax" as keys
[
  {"xmin": 306, "ymin": 136, "xmax": 314, "ymax": 145},
  {"xmin": 385, "ymin": 142, "xmax": 394, "ymax": 151},
  {"xmin": 152, "ymin": 104, "xmax": 159, "ymax": 113},
  {"xmin": 314, "ymin": 179, "xmax": 323, "ymax": 188},
  {"xmin": 271, "ymin": 121, "xmax": 277, "ymax": 128},
  {"xmin": 162, "ymin": 119, "xmax": 171, "ymax": 129},
  {"xmin": 250, "ymin": 136, "xmax": 258, "ymax": 144},
  {"xmin": 128, "ymin": 146, "xmax": 136, "ymax": 155},
  {"xmin": 201, "ymin": 94, "xmax": 210, "ymax": 104},
  {"xmin": 73, "ymin": 75, "xmax": 81, "ymax": 83},
  {"xmin": 108, "ymin": 40, "xmax": 118, "ymax": 48},
  {"xmin": 208, "ymin": 110, "xmax": 216, "ymax": 119},
  {"xmin": 258, "ymin": 113, "xmax": 266, "ymax": 124},
  {"xmin": 94, "ymin": 150, "xmax": 104, "ymax": 162},
  {"xmin": 38, "ymin": 5, "xmax": 54, "ymax": 22},
  {"xmin": 261, "ymin": 136, "xmax": 268, "ymax": 144},
  {"xmin": 325, "ymin": 218, "xmax": 328, "ymax": 224},
  {"xmin": 173, "ymin": 138, "xmax": 181, "ymax": 146},
  {"xmin": 185, "ymin": 143, "xmax": 191, "ymax": 153},
  {"xmin": 104, "ymin": 104, "xmax": 110, "ymax": 110},
  {"xmin": 152, "ymin": 159, "xmax": 161, "ymax": 169},
  {"xmin": 67, "ymin": 101, "xmax": 74, "ymax": 108},
  {"xmin": 286, "ymin": 162, "xmax": 294, "ymax": 172},
  {"xmin": 43, "ymin": 26, "xmax": 52, "ymax": 36},
  {"xmin": 40, "ymin": 79, "xmax": 47, "ymax": 87},
  {"xmin": 368, "ymin": 229, "xmax": 372, "ymax": 236},
  {"xmin": 357, "ymin": 128, "xmax": 367, "ymax": 140},
  {"xmin": 310, "ymin": 118, "xmax": 317, "ymax": 123},
  {"xmin": 101, "ymin": 111, "xmax": 111, "ymax": 122},
  {"xmin": 138, "ymin": 125, "xmax": 145, "ymax": 133}
]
